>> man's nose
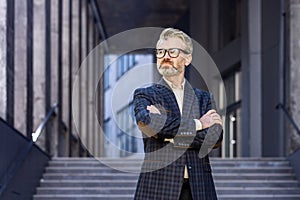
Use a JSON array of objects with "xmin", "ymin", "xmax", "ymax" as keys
[{"xmin": 164, "ymin": 51, "xmax": 171, "ymax": 58}]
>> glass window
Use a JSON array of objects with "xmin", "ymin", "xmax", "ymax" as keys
[
  {"xmin": 117, "ymin": 54, "xmax": 137, "ymax": 79},
  {"xmin": 116, "ymin": 103, "xmax": 138, "ymax": 157},
  {"xmin": 218, "ymin": 0, "xmax": 242, "ymax": 48},
  {"xmin": 220, "ymin": 65, "xmax": 242, "ymax": 158},
  {"xmin": 104, "ymin": 66, "xmax": 110, "ymax": 90}
]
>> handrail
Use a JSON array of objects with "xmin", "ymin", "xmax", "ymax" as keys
[
  {"xmin": 32, "ymin": 103, "xmax": 58, "ymax": 142},
  {"xmin": 88, "ymin": 0, "xmax": 108, "ymax": 51},
  {"xmin": 0, "ymin": 103, "xmax": 58, "ymax": 197},
  {"xmin": 276, "ymin": 103, "xmax": 300, "ymax": 135}
]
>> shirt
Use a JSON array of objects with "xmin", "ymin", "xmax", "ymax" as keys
[{"xmin": 163, "ymin": 77, "xmax": 203, "ymax": 178}]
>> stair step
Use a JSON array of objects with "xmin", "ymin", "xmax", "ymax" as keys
[
  {"xmin": 213, "ymin": 173, "xmax": 296, "ymax": 180},
  {"xmin": 36, "ymin": 187, "xmax": 135, "ymax": 195},
  {"xmin": 39, "ymin": 179, "xmax": 299, "ymax": 188},
  {"xmin": 45, "ymin": 166, "xmax": 293, "ymax": 174},
  {"xmin": 33, "ymin": 194, "xmax": 133, "ymax": 200},
  {"xmin": 40, "ymin": 180, "xmax": 138, "ymax": 187},
  {"xmin": 43, "ymin": 173, "xmax": 139, "ymax": 180},
  {"xmin": 217, "ymin": 194, "xmax": 300, "ymax": 200},
  {"xmin": 34, "ymin": 157, "xmax": 300, "ymax": 200},
  {"xmin": 215, "ymin": 180, "xmax": 299, "ymax": 187},
  {"xmin": 49, "ymin": 160, "xmax": 290, "ymax": 167},
  {"xmin": 51, "ymin": 157, "xmax": 288, "ymax": 161},
  {"xmin": 42, "ymin": 172, "xmax": 296, "ymax": 181},
  {"xmin": 216, "ymin": 187, "xmax": 300, "ymax": 194}
]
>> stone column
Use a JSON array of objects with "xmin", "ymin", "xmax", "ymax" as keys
[
  {"xmin": 14, "ymin": 0, "xmax": 27, "ymax": 135},
  {"xmin": 248, "ymin": 0, "xmax": 262, "ymax": 157},
  {"xmin": 61, "ymin": 0, "xmax": 70, "ymax": 156},
  {"xmin": 80, "ymin": 0, "xmax": 88, "ymax": 152},
  {"xmin": 288, "ymin": 0, "xmax": 300, "ymax": 152},
  {"xmin": 70, "ymin": 0, "xmax": 80, "ymax": 157},
  {"xmin": 0, "ymin": 0, "xmax": 7, "ymax": 120},
  {"xmin": 88, "ymin": 15, "xmax": 95, "ymax": 155},
  {"xmin": 33, "ymin": 0, "xmax": 46, "ymax": 150},
  {"xmin": 50, "ymin": 0, "xmax": 59, "ymax": 156}
]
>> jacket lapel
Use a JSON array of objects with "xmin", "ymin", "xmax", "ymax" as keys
[
  {"xmin": 182, "ymin": 81, "xmax": 195, "ymax": 118},
  {"xmin": 157, "ymin": 79, "xmax": 181, "ymax": 115},
  {"xmin": 157, "ymin": 78, "xmax": 198, "ymax": 119}
]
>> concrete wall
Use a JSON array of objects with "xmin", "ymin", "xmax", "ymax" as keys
[
  {"xmin": 0, "ymin": 0, "xmax": 106, "ymax": 157},
  {"xmin": 288, "ymin": 0, "xmax": 300, "ymax": 152}
]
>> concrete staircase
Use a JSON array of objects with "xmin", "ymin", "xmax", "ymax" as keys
[{"xmin": 33, "ymin": 157, "xmax": 300, "ymax": 200}]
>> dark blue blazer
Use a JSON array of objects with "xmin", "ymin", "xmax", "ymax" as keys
[{"xmin": 133, "ymin": 78, "xmax": 223, "ymax": 200}]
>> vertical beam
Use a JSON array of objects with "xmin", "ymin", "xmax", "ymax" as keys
[
  {"xmin": 261, "ymin": 0, "xmax": 283, "ymax": 156},
  {"xmin": 26, "ymin": 0, "xmax": 33, "ymax": 138},
  {"xmin": 94, "ymin": 26, "xmax": 99, "ymax": 157},
  {"xmin": 6, "ymin": 0, "xmax": 15, "ymax": 126},
  {"xmin": 288, "ymin": 0, "xmax": 300, "ymax": 152},
  {"xmin": 85, "ymin": 1, "xmax": 90, "ymax": 151},
  {"xmin": 71, "ymin": 0, "xmax": 80, "ymax": 156},
  {"xmin": 60, "ymin": 0, "xmax": 70, "ymax": 156},
  {"xmin": 78, "ymin": 0, "xmax": 83, "ymax": 152},
  {"xmin": 14, "ymin": 0, "xmax": 27, "ymax": 135},
  {"xmin": 90, "ymin": 16, "xmax": 96, "ymax": 155},
  {"xmin": 50, "ymin": 0, "xmax": 59, "ymax": 156},
  {"xmin": 0, "ymin": 1, "xmax": 7, "ymax": 120},
  {"xmin": 68, "ymin": 0, "xmax": 73, "ymax": 156},
  {"xmin": 240, "ymin": 0, "xmax": 250, "ymax": 156},
  {"xmin": 80, "ymin": 0, "xmax": 88, "ymax": 156},
  {"xmin": 57, "ymin": 0, "xmax": 63, "ymax": 156},
  {"xmin": 33, "ymin": 0, "xmax": 46, "ymax": 150},
  {"xmin": 45, "ymin": 0, "xmax": 51, "ymax": 154},
  {"xmin": 248, "ymin": 0, "xmax": 262, "ymax": 157}
]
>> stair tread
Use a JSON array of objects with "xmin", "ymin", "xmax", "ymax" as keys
[{"xmin": 34, "ymin": 157, "xmax": 300, "ymax": 199}]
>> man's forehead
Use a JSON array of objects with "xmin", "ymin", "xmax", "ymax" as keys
[{"xmin": 157, "ymin": 37, "xmax": 186, "ymax": 49}]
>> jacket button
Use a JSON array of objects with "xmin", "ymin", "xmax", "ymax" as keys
[{"xmin": 188, "ymin": 166, "xmax": 192, "ymax": 169}]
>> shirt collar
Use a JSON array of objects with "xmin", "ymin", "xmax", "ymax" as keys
[{"xmin": 163, "ymin": 77, "xmax": 185, "ymax": 90}]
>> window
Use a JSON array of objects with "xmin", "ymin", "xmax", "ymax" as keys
[
  {"xmin": 104, "ymin": 55, "xmax": 110, "ymax": 90},
  {"xmin": 104, "ymin": 65, "xmax": 110, "ymax": 90},
  {"xmin": 220, "ymin": 65, "xmax": 242, "ymax": 158},
  {"xmin": 103, "ymin": 118, "xmax": 111, "ymax": 156},
  {"xmin": 117, "ymin": 54, "xmax": 137, "ymax": 79},
  {"xmin": 116, "ymin": 103, "xmax": 138, "ymax": 157},
  {"xmin": 218, "ymin": 0, "xmax": 242, "ymax": 48}
]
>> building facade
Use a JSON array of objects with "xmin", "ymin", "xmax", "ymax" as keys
[{"xmin": 1, "ymin": 0, "xmax": 300, "ymax": 158}]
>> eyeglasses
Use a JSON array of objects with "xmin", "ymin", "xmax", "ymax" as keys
[{"xmin": 155, "ymin": 48, "xmax": 190, "ymax": 58}]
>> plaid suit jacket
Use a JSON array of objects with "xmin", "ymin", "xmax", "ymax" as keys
[{"xmin": 133, "ymin": 79, "xmax": 223, "ymax": 200}]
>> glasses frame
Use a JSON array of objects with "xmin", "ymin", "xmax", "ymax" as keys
[{"xmin": 155, "ymin": 48, "xmax": 190, "ymax": 59}]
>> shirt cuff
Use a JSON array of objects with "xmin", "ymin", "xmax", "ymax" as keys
[{"xmin": 194, "ymin": 119, "xmax": 202, "ymax": 131}]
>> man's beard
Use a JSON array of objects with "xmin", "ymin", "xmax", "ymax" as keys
[{"xmin": 158, "ymin": 61, "xmax": 182, "ymax": 76}]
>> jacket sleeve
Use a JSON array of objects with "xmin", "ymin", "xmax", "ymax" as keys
[
  {"xmin": 190, "ymin": 93, "xmax": 223, "ymax": 149},
  {"xmin": 133, "ymin": 88, "xmax": 196, "ymax": 140}
]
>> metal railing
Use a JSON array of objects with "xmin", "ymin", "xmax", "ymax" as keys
[
  {"xmin": 32, "ymin": 103, "xmax": 58, "ymax": 142},
  {"xmin": 0, "ymin": 103, "xmax": 58, "ymax": 197},
  {"xmin": 276, "ymin": 103, "xmax": 300, "ymax": 136}
]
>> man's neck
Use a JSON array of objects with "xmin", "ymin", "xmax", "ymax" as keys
[{"xmin": 163, "ymin": 75, "xmax": 184, "ymax": 88}]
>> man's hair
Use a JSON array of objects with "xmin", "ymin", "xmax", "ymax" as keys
[{"xmin": 157, "ymin": 28, "xmax": 193, "ymax": 54}]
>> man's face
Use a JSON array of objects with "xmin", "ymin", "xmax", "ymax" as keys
[{"xmin": 156, "ymin": 37, "xmax": 191, "ymax": 77}]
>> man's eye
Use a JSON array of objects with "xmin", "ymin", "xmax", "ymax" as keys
[{"xmin": 169, "ymin": 49, "xmax": 177, "ymax": 53}]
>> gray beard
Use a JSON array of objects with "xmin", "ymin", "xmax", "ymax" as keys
[{"xmin": 158, "ymin": 67, "xmax": 180, "ymax": 76}]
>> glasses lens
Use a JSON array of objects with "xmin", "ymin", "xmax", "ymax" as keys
[
  {"xmin": 156, "ymin": 49, "xmax": 165, "ymax": 58},
  {"xmin": 168, "ymin": 48, "xmax": 180, "ymax": 58}
]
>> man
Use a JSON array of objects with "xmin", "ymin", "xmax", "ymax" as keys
[{"xmin": 133, "ymin": 28, "xmax": 223, "ymax": 200}]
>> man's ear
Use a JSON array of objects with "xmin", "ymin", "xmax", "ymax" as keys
[{"xmin": 185, "ymin": 54, "xmax": 192, "ymax": 66}]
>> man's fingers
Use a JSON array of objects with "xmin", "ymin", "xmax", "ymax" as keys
[
  {"xmin": 205, "ymin": 109, "xmax": 217, "ymax": 116},
  {"xmin": 147, "ymin": 105, "xmax": 161, "ymax": 114},
  {"xmin": 215, "ymin": 120, "xmax": 223, "ymax": 126},
  {"xmin": 212, "ymin": 113, "xmax": 221, "ymax": 120}
]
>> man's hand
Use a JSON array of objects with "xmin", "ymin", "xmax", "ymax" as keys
[
  {"xmin": 199, "ymin": 109, "xmax": 222, "ymax": 129},
  {"xmin": 147, "ymin": 105, "xmax": 161, "ymax": 114}
]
